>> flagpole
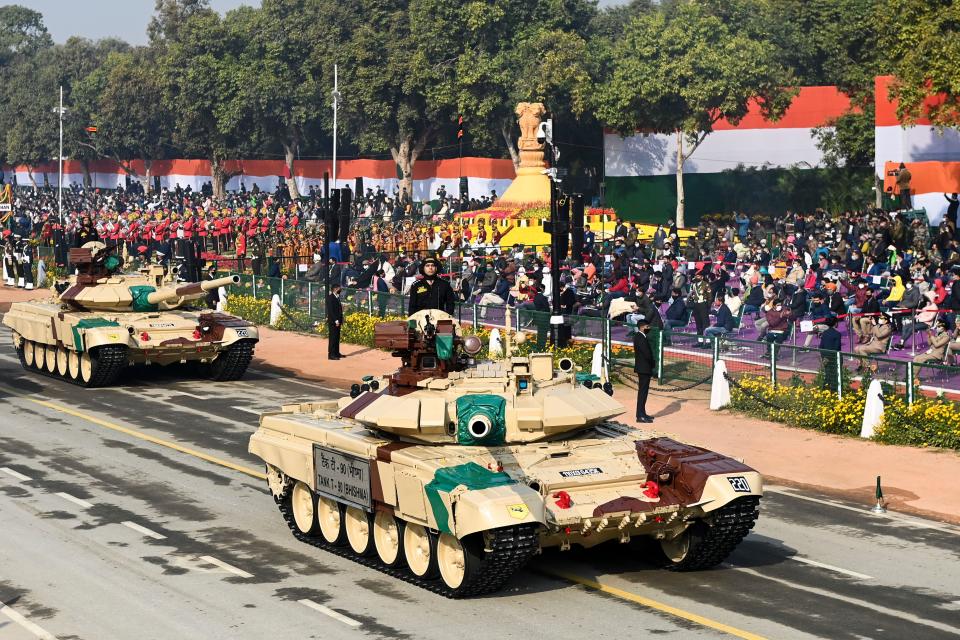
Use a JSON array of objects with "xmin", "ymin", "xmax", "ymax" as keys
[{"xmin": 58, "ymin": 85, "xmax": 63, "ymax": 226}]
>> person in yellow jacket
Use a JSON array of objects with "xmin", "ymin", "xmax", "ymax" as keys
[{"xmin": 883, "ymin": 275, "xmax": 904, "ymax": 308}]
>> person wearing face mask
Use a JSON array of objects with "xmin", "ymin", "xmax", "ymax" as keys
[
  {"xmin": 914, "ymin": 319, "xmax": 951, "ymax": 364},
  {"xmin": 762, "ymin": 299, "xmax": 791, "ymax": 348},
  {"xmin": 854, "ymin": 313, "xmax": 893, "ymax": 357}
]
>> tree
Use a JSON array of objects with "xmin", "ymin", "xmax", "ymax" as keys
[
  {"xmin": 413, "ymin": 0, "xmax": 597, "ymax": 169},
  {"xmin": 878, "ymin": 0, "xmax": 960, "ymax": 126},
  {"xmin": 339, "ymin": 0, "xmax": 451, "ymax": 200},
  {"xmin": 227, "ymin": 0, "xmax": 339, "ymax": 199},
  {"xmin": 75, "ymin": 48, "xmax": 173, "ymax": 190},
  {"xmin": 154, "ymin": 5, "xmax": 252, "ymax": 199},
  {"xmin": 594, "ymin": 2, "xmax": 794, "ymax": 226}
]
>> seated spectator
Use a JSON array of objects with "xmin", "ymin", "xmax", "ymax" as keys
[
  {"xmin": 703, "ymin": 296, "xmax": 735, "ymax": 344},
  {"xmin": 854, "ymin": 314, "xmax": 893, "ymax": 357},
  {"xmin": 742, "ymin": 282, "xmax": 765, "ymax": 317},
  {"xmin": 803, "ymin": 290, "xmax": 835, "ymax": 347},
  {"xmin": 855, "ymin": 288, "xmax": 881, "ymax": 343},
  {"xmin": 914, "ymin": 319, "xmax": 951, "ymax": 364},
  {"xmin": 894, "ymin": 291, "xmax": 938, "ymax": 350},
  {"xmin": 763, "ymin": 301, "xmax": 792, "ymax": 346}
]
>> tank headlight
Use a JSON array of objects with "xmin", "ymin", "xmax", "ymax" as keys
[
  {"xmin": 369, "ymin": 380, "xmax": 379, "ymax": 391},
  {"xmin": 350, "ymin": 383, "xmax": 361, "ymax": 398}
]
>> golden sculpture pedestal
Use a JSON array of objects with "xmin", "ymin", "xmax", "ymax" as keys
[{"xmin": 497, "ymin": 166, "xmax": 551, "ymax": 205}]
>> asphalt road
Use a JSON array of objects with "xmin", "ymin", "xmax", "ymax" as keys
[{"xmin": 1, "ymin": 323, "xmax": 959, "ymax": 640}]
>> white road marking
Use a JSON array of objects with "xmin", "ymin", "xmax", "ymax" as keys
[
  {"xmin": 0, "ymin": 466, "xmax": 32, "ymax": 481},
  {"xmin": 171, "ymin": 391, "xmax": 209, "ymax": 401},
  {"xmin": 732, "ymin": 566, "xmax": 960, "ymax": 635},
  {"xmin": 765, "ymin": 486, "xmax": 960, "ymax": 536},
  {"xmin": 0, "ymin": 602, "xmax": 59, "ymax": 640},
  {"xmin": 121, "ymin": 521, "xmax": 167, "ymax": 540},
  {"xmin": 298, "ymin": 599, "xmax": 362, "ymax": 628},
  {"xmin": 54, "ymin": 492, "xmax": 93, "ymax": 509},
  {"xmin": 787, "ymin": 556, "xmax": 873, "ymax": 580},
  {"xmin": 198, "ymin": 555, "xmax": 253, "ymax": 579},
  {"xmin": 0, "ymin": 353, "xmax": 20, "ymax": 363},
  {"xmin": 231, "ymin": 406, "xmax": 262, "ymax": 415}
]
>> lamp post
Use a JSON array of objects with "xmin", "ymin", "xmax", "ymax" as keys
[
  {"xmin": 331, "ymin": 65, "xmax": 341, "ymax": 189},
  {"xmin": 52, "ymin": 85, "xmax": 68, "ymax": 226}
]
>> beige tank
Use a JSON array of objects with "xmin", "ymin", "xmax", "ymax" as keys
[
  {"xmin": 249, "ymin": 310, "xmax": 761, "ymax": 597},
  {"xmin": 4, "ymin": 242, "xmax": 259, "ymax": 387}
]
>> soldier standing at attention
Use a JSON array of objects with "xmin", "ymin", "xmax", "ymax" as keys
[
  {"xmin": 633, "ymin": 318, "xmax": 655, "ymax": 423},
  {"xmin": 408, "ymin": 256, "xmax": 455, "ymax": 314},
  {"xmin": 327, "ymin": 282, "xmax": 344, "ymax": 360}
]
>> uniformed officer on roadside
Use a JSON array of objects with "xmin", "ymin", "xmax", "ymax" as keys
[
  {"xmin": 204, "ymin": 263, "xmax": 220, "ymax": 309},
  {"xmin": 408, "ymin": 256, "xmax": 455, "ymax": 315},
  {"xmin": 326, "ymin": 282, "xmax": 344, "ymax": 360}
]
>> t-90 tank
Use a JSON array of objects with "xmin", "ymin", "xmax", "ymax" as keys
[
  {"xmin": 249, "ymin": 310, "xmax": 761, "ymax": 597},
  {"xmin": 4, "ymin": 242, "xmax": 258, "ymax": 387}
]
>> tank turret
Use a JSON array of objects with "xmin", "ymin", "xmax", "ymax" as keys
[
  {"xmin": 335, "ymin": 309, "xmax": 624, "ymax": 444},
  {"xmin": 56, "ymin": 243, "xmax": 238, "ymax": 312}
]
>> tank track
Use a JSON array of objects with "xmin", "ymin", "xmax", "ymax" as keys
[
  {"xmin": 667, "ymin": 496, "xmax": 760, "ymax": 571},
  {"xmin": 209, "ymin": 341, "xmax": 255, "ymax": 381},
  {"xmin": 83, "ymin": 345, "xmax": 129, "ymax": 388},
  {"xmin": 275, "ymin": 492, "xmax": 539, "ymax": 598},
  {"xmin": 19, "ymin": 342, "xmax": 128, "ymax": 388}
]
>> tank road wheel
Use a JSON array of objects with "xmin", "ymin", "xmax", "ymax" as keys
[
  {"xmin": 317, "ymin": 497, "xmax": 347, "ymax": 545},
  {"xmin": 31, "ymin": 343, "xmax": 45, "ymax": 370},
  {"xmin": 656, "ymin": 497, "xmax": 761, "ymax": 571},
  {"xmin": 403, "ymin": 524, "xmax": 438, "ymax": 579},
  {"xmin": 79, "ymin": 352, "xmax": 94, "ymax": 384},
  {"xmin": 22, "ymin": 338, "xmax": 34, "ymax": 368},
  {"xmin": 373, "ymin": 511, "xmax": 405, "ymax": 567},
  {"xmin": 44, "ymin": 345, "xmax": 57, "ymax": 373},
  {"xmin": 344, "ymin": 507, "xmax": 375, "ymax": 556},
  {"xmin": 209, "ymin": 341, "xmax": 255, "ymax": 381},
  {"xmin": 437, "ymin": 533, "xmax": 484, "ymax": 593},
  {"xmin": 56, "ymin": 347, "xmax": 69, "ymax": 377},
  {"xmin": 67, "ymin": 350, "xmax": 81, "ymax": 381},
  {"xmin": 290, "ymin": 481, "xmax": 319, "ymax": 536}
]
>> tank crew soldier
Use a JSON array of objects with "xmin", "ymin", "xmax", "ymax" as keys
[
  {"xmin": 204, "ymin": 263, "xmax": 220, "ymax": 310},
  {"xmin": 633, "ymin": 317, "xmax": 655, "ymax": 423},
  {"xmin": 327, "ymin": 282, "xmax": 344, "ymax": 360},
  {"xmin": 408, "ymin": 256, "xmax": 455, "ymax": 315}
]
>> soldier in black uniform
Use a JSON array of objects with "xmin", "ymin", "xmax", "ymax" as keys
[
  {"xmin": 326, "ymin": 282, "xmax": 344, "ymax": 360},
  {"xmin": 407, "ymin": 256, "xmax": 455, "ymax": 315},
  {"xmin": 204, "ymin": 263, "xmax": 220, "ymax": 309},
  {"xmin": 633, "ymin": 318, "xmax": 655, "ymax": 423}
]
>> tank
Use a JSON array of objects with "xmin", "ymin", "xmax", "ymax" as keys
[
  {"xmin": 4, "ymin": 242, "xmax": 259, "ymax": 387},
  {"xmin": 249, "ymin": 310, "xmax": 761, "ymax": 597}
]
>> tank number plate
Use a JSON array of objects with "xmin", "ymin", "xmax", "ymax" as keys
[
  {"xmin": 235, "ymin": 329, "xmax": 249, "ymax": 337},
  {"xmin": 559, "ymin": 467, "xmax": 602, "ymax": 478},
  {"xmin": 313, "ymin": 445, "xmax": 372, "ymax": 510},
  {"xmin": 727, "ymin": 476, "xmax": 751, "ymax": 493}
]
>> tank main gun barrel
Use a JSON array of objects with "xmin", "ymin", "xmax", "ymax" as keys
[{"xmin": 145, "ymin": 275, "xmax": 239, "ymax": 305}]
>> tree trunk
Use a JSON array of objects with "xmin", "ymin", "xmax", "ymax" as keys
[
  {"xmin": 211, "ymin": 154, "xmax": 227, "ymax": 201},
  {"xmin": 675, "ymin": 130, "xmax": 685, "ymax": 229},
  {"xmin": 27, "ymin": 168, "xmax": 37, "ymax": 190},
  {"xmin": 283, "ymin": 141, "xmax": 301, "ymax": 200},
  {"xmin": 81, "ymin": 159, "xmax": 92, "ymax": 189},
  {"xmin": 144, "ymin": 158, "xmax": 153, "ymax": 194},
  {"xmin": 502, "ymin": 121, "xmax": 520, "ymax": 170},
  {"xmin": 391, "ymin": 132, "xmax": 430, "ymax": 204},
  {"xmin": 875, "ymin": 172, "xmax": 883, "ymax": 208}
]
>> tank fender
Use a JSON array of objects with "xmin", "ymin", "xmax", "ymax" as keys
[
  {"xmin": 422, "ymin": 462, "xmax": 545, "ymax": 537},
  {"xmin": 248, "ymin": 428, "xmax": 315, "ymax": 487},
  {"xmin": 450, "ymin": 484, "xmax": 545, "ymax": 538},
  {"xmin": 76, "ymin": 323, "xmax": 129, "ymax": 352},
  {"xmin": 697, "ymin": 471, "xmax": 763, "ymax": 513}
]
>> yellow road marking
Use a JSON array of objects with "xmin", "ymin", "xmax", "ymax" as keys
[
  {"xmin": 538, "ymin": 568, "xmax": 768, "ymax": 640},
  {"xmin": 24, "ymin": 398, "xmax": 267, "ymax": 481},
  {"xmin": 19, "ymin": 393, "xmax": 762, "ymax": 636}
]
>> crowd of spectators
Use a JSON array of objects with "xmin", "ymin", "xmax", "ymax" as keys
[{"xmin": 7, "ymin": 181, "xmax": 960, "ymax": 366}]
